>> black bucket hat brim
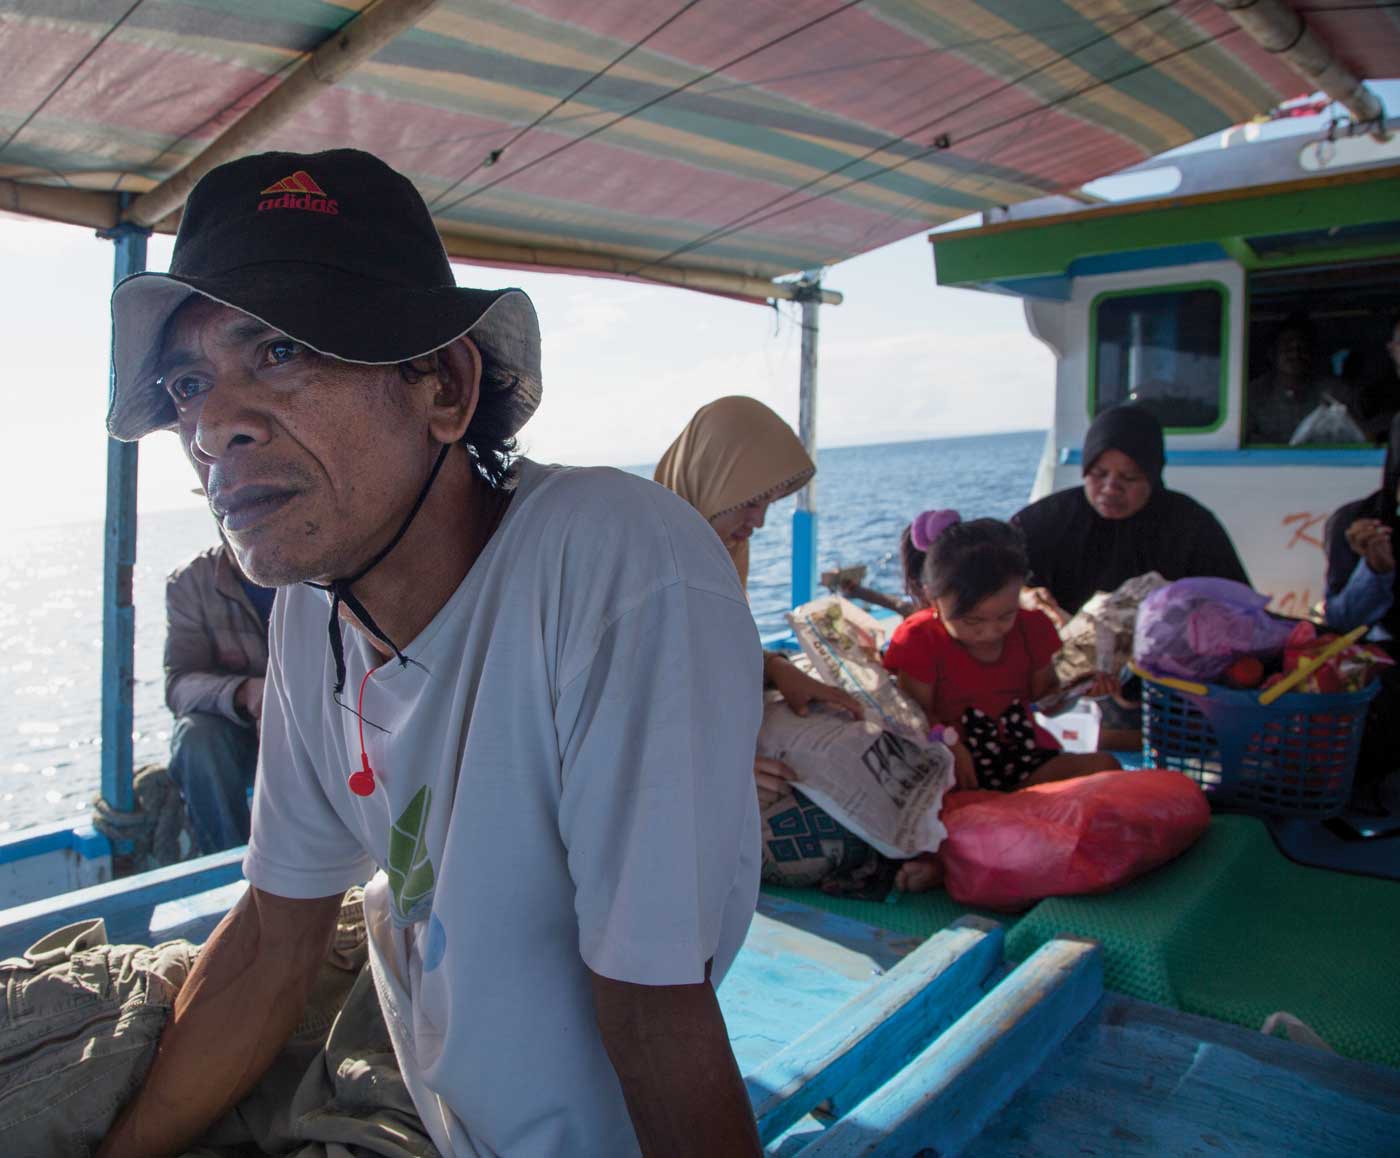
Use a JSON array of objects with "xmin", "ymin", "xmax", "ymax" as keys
[{"xmin": 108, "ymin": 266, "xmax": 542, "ymax": 442}]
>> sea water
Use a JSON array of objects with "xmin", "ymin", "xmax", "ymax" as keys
[{"xmin": 0, "ymin": 430, "xmax": 1044, "ymax": 833}]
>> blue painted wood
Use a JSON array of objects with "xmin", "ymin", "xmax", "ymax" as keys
[
  {"xmin": 747, "ymin": 916, "xmax": 1003, "ymax": 1145},
  {"xmin": 722, "ymin": 904, "xmax": 915, "ymax": 1078},
  {"xmin": 145, "ymin": 880, "xmax": 247, "ymax": 943},
  {"xmin": 753, "ymin": 894, "xmax": 923, "ymax": 973},
  {"xmin": 963, "ymin": 994, "xmax": 1400, "ymax": 1157},
  {"xmin": 0, "ymin": 819, "xmax": 110, "ymax": 865},
  {"xmin": 792, "ymin": 508, "xmax": 817, "ymax": 608},
  {"xmin": 794, "ymin": 937, "xmax": 1103, "ymax": 1157},
  {"xmin": 1060, "ymin": 446, "xmax": 1384, "ymax": 468},
  {"xmin": 0, "ymin": 848, "xmax": 244, "ymax": 957},
  {"xmin": 100, "ymin": 219, "xmax": 148, "ymax": 814}
]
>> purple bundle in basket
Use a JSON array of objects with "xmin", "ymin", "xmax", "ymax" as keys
[{"xmin": 1132, "ymin": 578, "xmax": 1293, "ymax": 682}]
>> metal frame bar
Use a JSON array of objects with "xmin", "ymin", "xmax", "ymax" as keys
[
  {"xmin": 99, "ymin": 215, "xmax": 148, "ymax": 813},
  {"xmin": 791, "ymin": 277, "xmax": 822, "ymax": 607}
]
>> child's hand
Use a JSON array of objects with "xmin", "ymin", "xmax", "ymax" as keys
[
  {"xmin": 951, "ymin": 742, "xmax": 979, "ymax": 791},
  {"xmin": 769, "ymin": 657, "xmax": 864, "ymax": 719},
  {"xmin": 753, "ymin": 756, "xmax": 797, "ymax": 809}
]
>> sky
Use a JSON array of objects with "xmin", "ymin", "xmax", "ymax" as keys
[{"xmin": 0, "ymin": 216, "xmax": 1052, "ymax": 532}]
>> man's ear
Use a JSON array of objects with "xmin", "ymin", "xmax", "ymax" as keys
[{"xmin": 427, "ymin": 336, "xmax": 483, "ymax": 445}]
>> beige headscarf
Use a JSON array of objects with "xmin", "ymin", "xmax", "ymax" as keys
[{"xmin": 654, "ymin": 395, "xmax": 815, "ymax": 587}]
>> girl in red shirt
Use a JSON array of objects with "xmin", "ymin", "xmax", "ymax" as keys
[{"xmin": 884, "ymin": 512, "xmax": 1119, "ymax": 796}]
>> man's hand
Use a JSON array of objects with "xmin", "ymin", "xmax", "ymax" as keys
[
  {"xmin": 766, "ymin": 655, "xmax": 863, "ymax": 719},
  {"xmin": 97, "ymin": 887, "xmax": 340, "ymax": 1158},
  {"xmin": 235, "ymin": 676, "xmax": 266, "ymax": 723},
  {"xmin": 754, "ymin": 756, "xmax": 796, "ymax": 809},
  {"xmin": 590, "ymin": 969, "xmax": 761, "ymax": 1157}
]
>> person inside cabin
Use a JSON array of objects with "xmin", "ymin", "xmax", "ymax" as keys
[
  {"xmin": 59, "ymin": 149, "xmax": 766, "ymax": 1158},
  {"xmin": 882, "ymin": 514, "xmax": 1119, "ymax": 890},
  {"xmin": 654, "ymin": 397, "xmax": 870, "ymax": 877},
  {"xmin": 163, "ymin": 536, "xmax": 274, "ymax": 854},
  {"xmin": 1245, "ymin": 313, "xmax": 1358, "ymax": 445},
  {"xmin": 1322, "ymin": 413, "xmax": 1400, "ymax": 813},
  {"xmin": 1012, "ymin": 404, "xmax": 1249, "ymax": 626},
  {"xmin": 1353, "ymin": 311, "xmax": 1400, "ymax": 444}
]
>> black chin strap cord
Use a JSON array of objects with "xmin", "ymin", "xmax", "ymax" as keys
[{"xmin": 308, "ymin": 443, "xmax": 451, "ymax": 698}]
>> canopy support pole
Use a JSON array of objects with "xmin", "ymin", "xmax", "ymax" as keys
[
  {"xmin": 1212, "ymin": 0, "xmax": 1388, "ymax": 139},
  {"xmin": 98, "ymin": 211, "xmax": 149, "ymax": 813},
  {"xmin": 791, "ymin": 278, "xmax": 822, "ymax": 608}
]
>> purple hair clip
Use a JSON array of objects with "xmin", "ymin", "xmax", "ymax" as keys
[{"xmin": 910, "ymin": 509, "xmax": 961, "ymax": 552}]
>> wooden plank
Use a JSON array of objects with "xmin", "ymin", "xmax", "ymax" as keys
[
  {"xmin": 723, "ymin": 910, "xmax": 897, "ymax": 1077},
  {"xmin": 139, "ymin": 880, "xmax": 248, "ymax": 944},
  {"xmin": 0, "ymin": 849, "xmax": 244, "ymax": 957},
  {"xmin": 747, "ymin": 916, "xmax": 1003, "ymax": 1145},
  {"xmin": 1100, "ymin": 997, "xmax": 1400, "ymax": 1107},
  {"xmin": 963, "ymin": 994, "xmax": 1400, "ymax": 1157},
  {"xmin": 753, "ymin": 894, "xmax": 923, "ymax": 973},
  {"xmin": 796, "ymin": 937, "xmax": 1103, "ymax": 1157}
]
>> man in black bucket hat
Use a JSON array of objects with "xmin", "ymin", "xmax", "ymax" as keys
[{"xmin": 98, "ymin": 150, "xmax": 764, "ymax": 1157}]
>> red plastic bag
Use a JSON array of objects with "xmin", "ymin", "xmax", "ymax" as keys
[{"xmin": 936, "ymin": 770, "xmax": 1209, "ymax": 912}]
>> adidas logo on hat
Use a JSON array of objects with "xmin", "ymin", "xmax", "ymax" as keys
[{"xmin": 258, "ymin": 170, "xmax": 338, "ymax": 215}]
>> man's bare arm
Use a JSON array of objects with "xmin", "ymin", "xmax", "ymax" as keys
[
  {"xmin": 590, "ymin": 968, "xmax": 761, "ymax": 1157},
  {"xmin": 97, "ymin": 886, "xmax": 342, "ymax": 1158}
]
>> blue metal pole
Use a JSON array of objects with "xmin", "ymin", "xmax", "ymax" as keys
[
  {"xmin": 99, "ymin": 214, "xmax": 148, "ymax": 812},
  {"xmin": 791, "ymin": 282, "xmax": 820, "ymax": 608}
]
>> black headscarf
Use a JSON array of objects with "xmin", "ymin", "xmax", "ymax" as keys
[
  {"xmin": 1013, "ymin": 406, "xmax": 1249, "ymax": 615},
  {"xmin": 1323, "ymin": 414, "xmax": 1400, "ymax": 637},
  {"xmin": 1081, "ymin": 404, "xmax": 1165, "ymax": 489}
]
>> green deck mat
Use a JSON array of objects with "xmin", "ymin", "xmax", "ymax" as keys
[
  {"xmin": 1006, "ymin": 814, "xmax": 1400, "ymax": 1067},
  {"xmin": 759, "ymin": 883, "xmax": 1016, "ymax": 940}
]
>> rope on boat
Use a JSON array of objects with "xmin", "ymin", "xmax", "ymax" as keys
[{"xmin": 91, "ymin": 764, "xmax": 196, "ymax": 875}]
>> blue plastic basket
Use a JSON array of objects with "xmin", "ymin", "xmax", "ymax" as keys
[{"xmin": 1140, "ymin": 674, "xmax": 1379, "ymax": 818}]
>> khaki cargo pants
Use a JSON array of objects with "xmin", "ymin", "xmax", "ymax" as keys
[{"xmin": 0, "ymin": 890, "xmax": 438, "ymax": 1158}]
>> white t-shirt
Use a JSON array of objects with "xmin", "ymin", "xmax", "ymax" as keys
[{"xmin": 244, "ymin": 460, "xmax": 762, "ymax": 1157}]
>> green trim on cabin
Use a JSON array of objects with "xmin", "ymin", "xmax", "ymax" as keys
[
  {"xmin": 1087, "ymin": 281, "xmax": 1229, "ymax": 435},
  {"xmin": 1249, "ymin": 240, "xmax": 1400, "ymax": 271},
  {"xmin": 932, "ymin": 170, "xmax": 1400, "ymax": 287}
]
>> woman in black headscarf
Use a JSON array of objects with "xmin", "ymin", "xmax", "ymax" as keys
[{"xmin": 1012, "ymin": 405, "xmax": 1249, "ymax": 623}]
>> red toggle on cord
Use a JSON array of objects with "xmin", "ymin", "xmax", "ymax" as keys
[{"xmin": 348, "ymin": 665, "xmax": 377, "ymax": 796}]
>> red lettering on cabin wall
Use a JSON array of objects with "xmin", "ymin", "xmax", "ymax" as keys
[
  {"xmin": 1272, "ymin": 588, "xmax": 1314, "ymax": 616},
  {"xmin": 1281, "ymin": 512, "xmax": 1327, "ymax": 552}
]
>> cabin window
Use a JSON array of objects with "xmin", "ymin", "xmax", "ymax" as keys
[
  {"xmin": 1091, "ymin": 284, "xmax": 1225, "ymax": 431},
  {"xmin": 1245, "ymin": 260, "xmax": 1400, "ymax": 447}
]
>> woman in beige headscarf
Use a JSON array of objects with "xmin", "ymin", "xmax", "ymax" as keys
[{"xmin": 656, "ymin": 396, "xmax": 862, "ymax": 809}]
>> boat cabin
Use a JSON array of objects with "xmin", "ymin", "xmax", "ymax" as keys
[{"xmin": 931, "ymin": 124, "xmax": 1400, "ymax": 613}]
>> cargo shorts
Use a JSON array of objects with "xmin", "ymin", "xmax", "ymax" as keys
[{"xmin": 0, "ymin": 890, "xmax": 437, "ymax": 1157}]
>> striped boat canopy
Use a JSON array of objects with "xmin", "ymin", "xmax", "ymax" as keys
[{"xmin": 1, "ymin": 1, "xmax": 1396, "ymax": 299}]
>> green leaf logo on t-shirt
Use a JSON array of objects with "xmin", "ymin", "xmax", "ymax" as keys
[{"xmin": 387, "ymin": 786, "xmax": 436, "ymax": 922}]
